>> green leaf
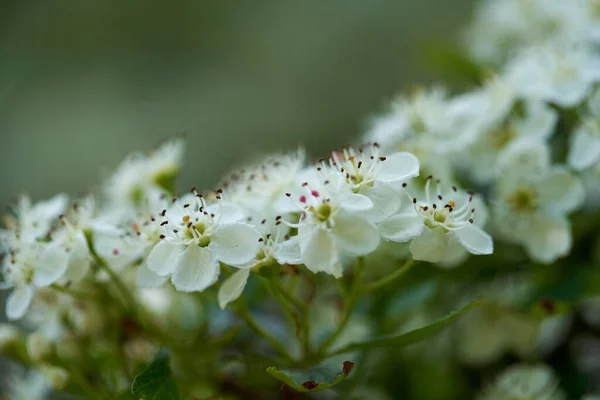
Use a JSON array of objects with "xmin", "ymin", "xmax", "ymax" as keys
[
  {"xmin": 132, "ymin": 349, "xmax": 179, "ymax": 400},
  {"xmin": 267, "ymin": 361, "xmax": 355, "ymax": 392},
  {"xmin": 327, "ymin": 300, "xmax": 480, "ymax": 356}
]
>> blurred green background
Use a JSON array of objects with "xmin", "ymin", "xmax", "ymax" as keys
[{"xmin": 0, "ymin": 0, "xmax": 474, "ymax": 209}]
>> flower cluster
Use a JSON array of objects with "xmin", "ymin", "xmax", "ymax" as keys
[{"xmin": 1, "ymin": 0, "xmax": 600, "ymax": 398}]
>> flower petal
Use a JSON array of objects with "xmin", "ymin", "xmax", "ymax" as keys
[
  {"xmin": 207, "ymin": 202, "xmax": 246, "ymax": 225},
  {"xmin": 451, "ymin": 225, "xmax": 493, "ymax": 255},
  {"xmin": 33, "ymin": 243, "xmax": 69, "ymax": 287},
  {"xmin": 171, "ymin": 246, "xmax": 219, "ymax": 292},
  {"xmin": 377, "ymin": 152, "xmax": 420, "ymax": 183},
  {"xmin": 568, "ymin": 123, "xmax": 600, "ymax": 171},
  {"xmin": 63, "ymin": 232, "xmax": 91, "ymax": 283},
  {"xmin": 339, "ymin": 192, "xmax": 374, "ymax": 212},
  {"xmin": 333, "ymin": 214, "xmax": 380, "ymax": 256},
  {"xmin": 537, "ymin": 167, "xmax": 585, "ymax": 214},
  {"xmin": 218, "ymin": 268, "xmax": 251, "ymax": 309},
  {"xmin": 379, "ymin": 213, "xmax": 425, "ymax": 243},
  {"xmin": 299, "ymin": 226, "xmax": 342, "ymax": 277},
  {"xmin": 136, "ymin": 264, "xmax": 168, "ymax": 288},
  {"xmin": 359, "ymin": 181, "xmax": 401, "ymax": 222},
  {"xmin": 522, "ymin": 215, "xmax": 572, "ymax": 264},
  {"xmin": 409, "ymin": 227, "xmax": 449, "ymax": 263},
  {"xmin": 274, "ymin": 236, "xmax": 303, "ymax": 265},
  {"xmin": 212, "ymin": 223, "xmax": 261, "ymax": 266},
  {"xmin": 146, "ymin": 241, "xmax": 184, "ymax": 276},
  {"xmin": 6, "ymin": 285, "xmax": 34, "ymax": 321}
]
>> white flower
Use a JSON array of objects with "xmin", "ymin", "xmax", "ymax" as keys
[
  {"xmin": 282, "ymin": 171, "xmax": 378, "ymax": 277},
  {"xmin": 379, "ymin": 177, "xmax": 493, "ymax": 263},
  {"xmin": 568, "ymin": 88, "xmax": 600, "ymax": 170},
  {"xmin": 365, "ymin": 87, "xmax": 478, "ymax": 182},
  {"xmin": 146, "ymin": 190, "xmax": 261, "ymax": 292},
  {"xmin": 478, "ymin": 363, "xmax": 565, "ymax": 400},
  {"xmin": 464, "ymin": 77, "xmax": 558, "ymax": 183},
  {"xmin": 217, "ymin": 219, "xmax": 302, "ymax": 309},
  {"xmin": 493, "ymin": 141, "xmax": 584, "ymax": 263},
  {"xmin": 103, "ymin": 138, "xmax": 184, "ymax": 216},
  {"xmin": 466, "ymin": 0, "xmax": 597, "ymax": 64},
  {"xmin": 1, "ymin": 241, "xmax": 69, "ymax": 321},
  {"xmin": 504, "ymin": 40, "xmax": 600, "ymax": 107},
  {"xmin": 323, "ymin": 144, "xmax": 419, "ymax": 222},
  {"xmin": 220, "ymin": 148, "xmax": 306, "ymax": 214},
  {"xmin": 1, "ymin": 194, "xmax": 68, "ymax": 247}
]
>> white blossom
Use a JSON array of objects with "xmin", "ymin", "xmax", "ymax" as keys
[
  {"xmin": 365, "ymin": 87, "xmax": 479, "ymax": 182},
  {"xmin": 323, "ymin": 144, "xmax": 419, "ymax": 222},
  {"xmin": 220, "ymin": 148, "xmax": 306, "ymax": 214},
  {"xmin": 477, "ymin": 363, "xmax": 565, "ymax": 400},
  {"xmin": 103, "ymin": 138, "xmax": 184, "ymax": 217},
  {"xmin": 146, "ymin": 190, "xmax": 261, "ymax": 292},
  {"xmin": 463, "ymin": 77, "xmax": 557, "ymax": 183},
  {"xmin": 282, "ymin": 171, "xmax": 378, "ymax": 277},
  {"xmin": 493, "ymin": 141, "xmax": 584, "ymax": 263},
  {"xmin": 504, "ymin": 40, "xmax": 600, "ymax": 108},
  {"xmin": 466, "ymin": 0, "xmax": 598, "ymax": 64},
  {"xmin": 380, "ymin": 177, "xmax": 493, "ymax": 263},
  {"xmin": 217, "ymin": 219, "xmax": 302, "ymax": 309}
]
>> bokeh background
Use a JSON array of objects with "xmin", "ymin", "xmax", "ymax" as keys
[{"xmin": 0, "ymin": 0, "xmax": 474, "ymax": 212}]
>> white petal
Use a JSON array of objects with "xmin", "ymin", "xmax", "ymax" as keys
[
  {"xmin": 212, "ymin": 223, "xmax": 261, "ymax": 266},
  {"xmin": 33, "ymin": 243, "xmax": 69, "ymax": 287},
  {"xmin": 274, "ymin": 237, "xmax": 303, "ymax": 265},
  {"xmin": 409, "ymin": 227, "xmax": 449, "ymax": 263},
  {"xmin": 146, "ymin": 241, "xmax": 184, "ymax": 276},
  {"xmin": 377, "ymin": 152, "xmax": 420, "ymax": 183},
  {"xmin": 498, "ymin": 139, "xmax": 550, "ymax": 178},
  {"xmin": 171, "ymin": 246, "xmax": 220, "ymax": 292},
  {"xmin": 218, "ymin": 268, "xmax": 250, "ymax": 309},
  {"xmin": 516, "ymin": 101, "xmax": 557, "ymax": 140},
  {"xmin": 6, "ymin": 286, "xmax": 34, "ymax": 321},
  {"xmin": 379, "ymin": 214, "xmax": 425, "ymax": 242},
  {"xmin": 537, "ymin": 167, "xmax": 585, "ymax": 213},
  {"xmin": 338, "ymin": 192, "xmax": 373, "ymax": 212},
  {"xmin": 359, "ymin": 182, "xmax": 401, "ymax": 222},
  {"xmin": 33, "ymin": 193, "xmax": 69, "ymax": 221},
  {"xmin": 333, "ymin": 214, "xmax": 380, "ymax": 256},
  {"xmin": 299, "ymin": 226, "xmax": 342, "ymax": 277},
  {"xmin": 451, "ymin": 225, "xmax": 493, "ymax": 255},
  {"xmin": 523, "ymin": 215, "xmax": 572, "ymax": 264},
  {"xmin": 63, "ymin": 232, "xmax": 91, "ymax": 283},
  {"xmin": 568, "ymin": 124, "xmax": 600, "ymax": 171},
  {"xmin": 207, "ymin": 202, "xmax": 246, "ymax": 225},
  {"xmin": 136, "ymin": 264, "xmax": 168, "ymax": 288}
]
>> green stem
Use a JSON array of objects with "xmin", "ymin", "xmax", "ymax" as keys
[
  {"xmin": 316, "ymin": 257, "xmax": 365, "ymax": 354},
  {"xmin": 234, "ymin": 302, "xmax": 293, "ymax": 362},
  {"xmin": 50, "ymin": 284, "xmax": 97, "ymax": 301},
  {"xmin": 362, "ymin": 259, "xmax": 415, "ymax": 293},
  {"xmin": 274, "ymin": 276, "xmax": 312, "ymax": 356},
  {"xmin": 84, "ymin": 231, "xmax": 138, "ymax": 317},
  {"xmin": 267, "ymin": 276, "xmax": 310, "ymax": 355}
]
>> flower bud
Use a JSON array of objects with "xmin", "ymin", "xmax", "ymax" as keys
[
  {"xmin": 42, "ymin": 365, "xmax": 69, "ymax": 391},
  {"xmin": 26, "ymin": 332, "xmax": 53, "ymax": 363}
]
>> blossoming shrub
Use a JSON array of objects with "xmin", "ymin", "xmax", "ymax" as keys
[{"xmin": 1, "ymin": 0, "xmax": 600, "ymax": 398}]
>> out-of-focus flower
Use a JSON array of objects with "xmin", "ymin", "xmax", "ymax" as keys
[
  {"xmin": 493, "ymin": 141, "xmax": 584, "ymax": 263},
  {"xmin": 477, "ymin": 363, "xmax": 566, "ymax": 400},
  {"xmin": 504, "ymin": 40, "xmax": 600, "ymax": 108}
]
